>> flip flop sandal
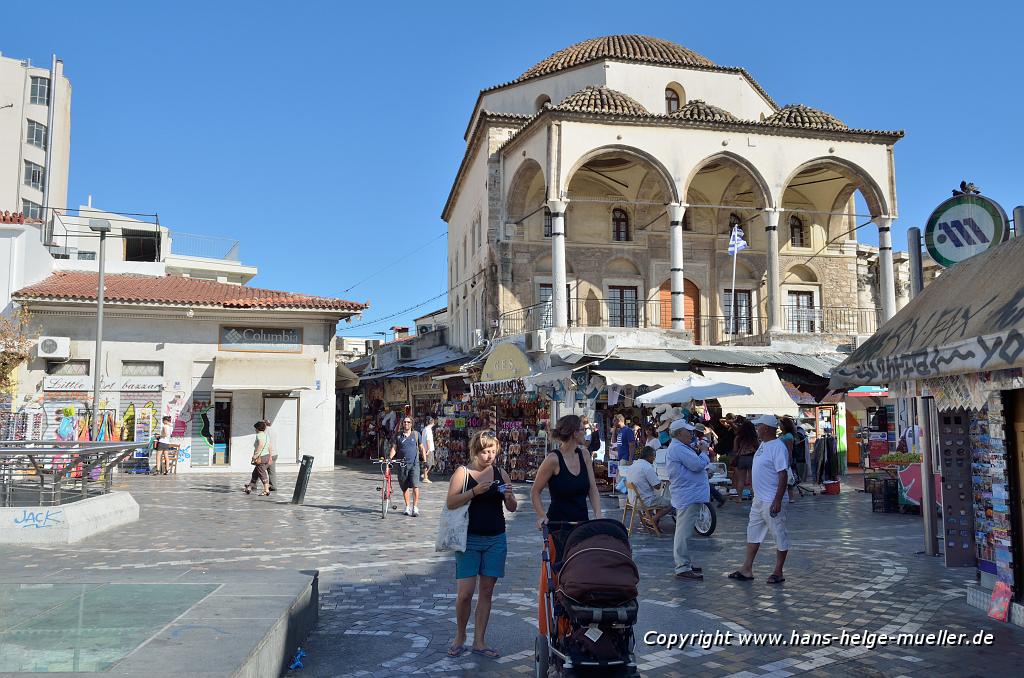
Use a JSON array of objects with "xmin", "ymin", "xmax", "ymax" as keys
[
  {"xmin": 767, "ymin": 575, "xmax": 786, "ymax": 584},
  {"xmin": 447, "ymin": 644, "xmax": 468, "ymax": 658},
  {"xmin": 727, "ymin": 571, "xmax": 754, "ymax": 581},
  {"xmin": 472, "ymin": 647, "xmax": 501, "ymax": 659}
]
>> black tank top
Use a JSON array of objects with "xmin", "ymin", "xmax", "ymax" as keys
[
  {"xmin": 465, "ymin": 469, "xmax": 506, "ymax": 537},
  {"xmin": 547, "ymin": 448, "xmax": 590, "ymax": 522}
]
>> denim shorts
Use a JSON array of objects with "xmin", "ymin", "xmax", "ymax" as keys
[{"xmin": 455, "ymin": 532, "xmax": 507, "ymax": 579}]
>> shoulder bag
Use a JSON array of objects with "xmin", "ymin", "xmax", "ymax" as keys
[{"xmin": 435, "ymin": 466, "xmax": 471, "ymax": 553}]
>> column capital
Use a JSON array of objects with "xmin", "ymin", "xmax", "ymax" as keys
[
  {"xmin": 874, "ymin": 215, "xmax": 895, "ymax": 228},
  {"xmin": 763, "ymin": 207, "xmax": 781, "ymax": 228},
  {"xmin": 668, "ymin": 203, "xmax": 686, "ymax": 223},
  {"xmin": 547, "ymin": 199, "xmax": 569, "ymax": 214}
]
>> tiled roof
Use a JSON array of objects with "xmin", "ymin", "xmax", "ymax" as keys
[
  {"xmin": 670, "ymin": 99, "xmax": 738, "ymax": 122},
  {"xmin": 518, "ymin": 35, "xmax": 716, "ymax": 81},
  {"xmin": 765, "ymin": 104, "xmax": 848, "ymax": 130},
  {"xmin": 13, "ymin": 272, "xmax": 367, "ymax": 312},
  {"xmin": 554, "ymin": 86, "xmax": 649, "ymax": 115}
]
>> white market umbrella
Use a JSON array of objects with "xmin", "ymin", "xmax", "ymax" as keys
[{"xmin": 635, "ymin": 374, "xmax": 753, "ymax": 406}]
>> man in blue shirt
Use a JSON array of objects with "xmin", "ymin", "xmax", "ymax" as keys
[
  {"xmin": 666, "ymin": 418, "xmax": 710, "ymax": 580},
  {"xmin": 614, "ymin": 414, "xmax": 636, "ymax": 462},
  {"xmin": 389, "ymin": 416, "xmax": 426, "ymax": 516}
]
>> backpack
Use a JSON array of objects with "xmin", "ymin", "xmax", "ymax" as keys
[
  {"xmin": 793, "ymin": 428, "xmax": 808, "ymax": 460},
  {"xmin": 588, "ymin": 425, "xmax": 601, "ymax": 453}
]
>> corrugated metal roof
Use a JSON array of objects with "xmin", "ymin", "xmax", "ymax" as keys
[{"xmin": 609, "ymin": 347, "xmax": 845, "ymax": 377}]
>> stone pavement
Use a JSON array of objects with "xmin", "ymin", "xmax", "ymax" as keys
[{"xmin": 2, "ymin": 462, "xmax": 1023, "ymax": 677}]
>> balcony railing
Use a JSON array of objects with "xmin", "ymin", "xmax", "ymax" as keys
[
  {"xmin": 168, "ymin": 231, "xmax": 241, "ymax": 261},
  {"xmin": 780, "ymin": 305, "xmax": 880, "ymax": 335},
  {"xmin": 498, "ymin": 299, "xmax": 880, "ymax": 343}
]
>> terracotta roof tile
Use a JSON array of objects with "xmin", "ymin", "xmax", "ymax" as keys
[
  {"xmin": 519, "ymin": 35, "xmax": 716, "ymax": 81},
  {"xmin": 765, "ymin": 104, "xmax": 848, "ymax": 130},
  {"xmin": 669, "ymin": 99, "xmax": 738, "ymax": 122},
  {"xmin": 13, "ymin": 272, "xmax": 367, "ymax": 312},
  {"xmin": 553, "ymin": 86, "xmax": 649, "ymax": 115}
]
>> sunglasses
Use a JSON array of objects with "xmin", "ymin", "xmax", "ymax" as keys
[{"xmin": 480, "ymin": 430, "xmax": 498, "ymax": 439}]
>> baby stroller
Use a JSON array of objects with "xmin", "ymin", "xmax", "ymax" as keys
[{"xmin": 536, "ymin": 519, "xmax": 640, "ymax": 677}]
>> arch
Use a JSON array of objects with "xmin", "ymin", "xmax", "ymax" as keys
[
  {"xmin": 535, "ymin": 94, "xmax": 551, "ymax": 111},
  {"xmin": 604, "ymin": 257, "xmax": 641, "ymax": 277},
  {"xmin": 785, "ymin": 264, "xmax": 818, "ymax": 283},
  {"xmin": 564, "ymin": 144, "xmax": 679, "ymax": 204},
  {"xmin": 505, "ymin": 158, "xmax": 546, "ymax": 221},
  {"xmin": 535, "ymin": 254, "xmax": 574, "ymax": 275},
  {"xmin": 684, "ymin": 151, "xmax": 772, "ymax": 209},
  {"xmin": 665, "ymin": 82, "xmax": 685, "ymax": 114},
  {"xmin": 780, "ymin": 156, "xmax": 888, "ymax": 218}
]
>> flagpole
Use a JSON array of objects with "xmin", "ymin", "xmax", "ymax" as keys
[{"xmin": 730, "ymin": 226, "xmax": 739, "ymax": 336}]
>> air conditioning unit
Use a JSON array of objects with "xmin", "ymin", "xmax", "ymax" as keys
[
  {"xmin": 525, "ymin": 330, "xmax": 547, "ymax": 353},
  {"xmin": 853, "ymin": 335, "xmax": 872, "ymax": 349},
  {"xmin": 472, "ymin": 329, "xmax": 485, "ymax": 347},
  {"xmin": 583, "ymin": 333, "xmax": 617, "ymax": 356},
  {"xmin": 37, "ymin": 336, "xmax": 70, "ymax": 360},
  {"xmin": 398, "ymin": 345, "xmax": 415, "ymax": 361}
]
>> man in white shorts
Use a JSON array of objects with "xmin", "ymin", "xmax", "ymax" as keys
[{"xmin": 728, "ymin": 414, "xmax": 790, "ymax": 585}]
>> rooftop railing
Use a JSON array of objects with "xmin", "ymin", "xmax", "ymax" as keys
[{"xmin": 168, "ymin": 231, "xmax": 241, "ymax": 261}]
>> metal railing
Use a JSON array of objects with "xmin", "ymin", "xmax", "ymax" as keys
[
  {"xmin": 168, "ymin": 231, "xmax": 241, "ymax": 261},
  {"xmin": 0, "ymin": 441, "xmax": 141, "ymax": 507},
  {"xmin": 780, "ymin": 305, "xmax": 881, "ymax": 335}
]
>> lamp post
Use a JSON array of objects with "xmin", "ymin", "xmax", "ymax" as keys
[
  {"xmin": 375, "ymin": 330, "xmax": 388, "ymax": 343},
  {"xmin": 89, "ymin": 219, "xmax": 111, "ymax": 440}
]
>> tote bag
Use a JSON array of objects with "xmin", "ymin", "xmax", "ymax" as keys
[{"xmin": 435, "ymin": 466, "xmax": 470, "ymax": 552}]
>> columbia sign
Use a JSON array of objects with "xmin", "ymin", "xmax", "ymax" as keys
[
  {"xmin": 924, "ymin": 194, "xmax": 1009, "ymax": 268},
  {"xmin": 220, "ymin": 326, "xmax": 303, "ymax": 353}
]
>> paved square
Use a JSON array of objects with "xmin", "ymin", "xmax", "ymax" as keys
[{"xmin": 2, "ymin": 462, "xmax": 1022, "ymax": 677}]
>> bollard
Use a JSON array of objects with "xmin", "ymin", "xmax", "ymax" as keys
[{"xmin": 291, "ymin": 455, "xmax": 314, "ymax": 505}]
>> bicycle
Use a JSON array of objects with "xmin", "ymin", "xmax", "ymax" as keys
[{"xmin": 373, "ymin": 457, "xmax": 406, "ymax": 519}]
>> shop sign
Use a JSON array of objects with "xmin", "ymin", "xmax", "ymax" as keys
[
  {"xmin": 219, "ymin": 326, "xmax": 303, "ymax": 353},
  {"xmin": 479, "ymin": 343, "xmax": 531, "ymax": 382},
  {"xmin": 924, "ymin": 193, "xmax": 1009, "ymax": 268},
  {"xmin": 409, "ymin": 375, "xmax": 442, "ymax": 395},
  {"xmin": 383, "ymin": 379, "xmax": 407, "ymax": 404},
  {"xmin": 43, "ymin": 376, "xmax": 164, "ymax": 392},
  {"xmin": 472, "ymin": 378, "xmax": 527, "ymax": 397}
]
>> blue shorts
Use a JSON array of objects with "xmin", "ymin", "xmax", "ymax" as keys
[{"xmin": 455, "ymin": 533, "xmax": 507, "ymax": 579}]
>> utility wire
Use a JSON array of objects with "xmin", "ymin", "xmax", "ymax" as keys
[
  {"xmin": 339, "ymin": 268, "xmax": 485, "ymax": 333},
  {"xmin": 340, "ymin": 231, "xmax": 447, "ymax": 293}
]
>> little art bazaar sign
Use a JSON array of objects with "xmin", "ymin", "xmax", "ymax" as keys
[{"xmin": 43, "ymin": 376, "xmax": 164, "ymax": 392}]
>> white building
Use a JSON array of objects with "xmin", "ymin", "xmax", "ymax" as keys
[
  {"xmin": 0, "ymin": 52, "xmax": 71, "ymax": 223},
  {"xmin": 442, "ymin": 35, "xmax": 906, "ymax": 356},
  {"xmin": 11, "ymin": 272, "xmax": 366, "ymax": 473}
]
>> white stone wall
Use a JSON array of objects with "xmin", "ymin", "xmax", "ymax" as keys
[{"xmin": 13, "ymin": 308, "xmax": 339, "ymax": 472}]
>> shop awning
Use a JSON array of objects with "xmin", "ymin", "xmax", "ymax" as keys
[
  {"xmin": 524, "ymin": 367, "xmax": 576, "ymax": 389},
  {"xmin": 594, "ymin": 369, "xmax": 692, "ymax": 388},
  {"xmin": 214, "ymin": 357, "xmax": 316, "ymax": 391},
  {"xmin": 699, "ymin": 368, "xmax": 799, "ymax": 416},
  {"xmin": 832, "ymin": 236, "xmax": 1024, "ymax": 388},
  {"xmin": 336, "ymin": 362, "xmax": 359, "ymax": 390}
]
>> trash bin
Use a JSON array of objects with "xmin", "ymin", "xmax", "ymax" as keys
[{"xmin": 291, "ymin": 455, "xmax": 314, "ymax": 505}]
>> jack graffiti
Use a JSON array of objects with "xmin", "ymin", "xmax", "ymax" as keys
[{"xmin": 13, "ymin": 509, "xmax": 64, "ymax": 529}]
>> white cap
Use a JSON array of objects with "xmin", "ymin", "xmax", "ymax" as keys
[
  {"xmin": 750, "ymin": 414, "xmax": 779, "ymax": 428},
  {"xmin": 669, "ymin": 419, "xmax": 696, "ymax": 433}
]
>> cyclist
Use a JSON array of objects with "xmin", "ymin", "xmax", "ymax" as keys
[{"xmin": 389, "ymin": 416, "xmax": 426, "ymax": 516}]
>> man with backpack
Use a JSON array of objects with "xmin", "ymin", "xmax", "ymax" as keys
[{"xmin": 389, "ymin": 416, "xmax": 426, "ymax": 516}]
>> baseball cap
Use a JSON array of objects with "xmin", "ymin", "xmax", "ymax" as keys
[
  {"xmin": 669, "ymin": 419, "xmax": 696, "ymax": 433},
  {"xmin": 749, "ymin": 414, "xmax": 779, "ymax": 428}
]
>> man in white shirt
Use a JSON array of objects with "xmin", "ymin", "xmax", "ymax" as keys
[
  {"xmin": 631, "ymin": 447, "xmax": 673, "ymax": 523},
  {"xmin": 666, "ymin": 419, "xmax": 710, "ymax": 581},
  {"xmin": 730, "ymin": 414, "xmax": 791, "ymax": 585},
  {"xmin": 420, "ymin": 417, "xmax": 436, "ymax": 483},
  {"xmin": 263, "ymin": 419, "xmax": 277, "ymax": 491}
]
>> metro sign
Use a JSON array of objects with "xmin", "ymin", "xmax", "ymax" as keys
[{"xmin": 924, "ymin": 194, "xmax": 1009, "ymax": 268}]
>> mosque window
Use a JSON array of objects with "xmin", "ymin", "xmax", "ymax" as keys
[
  {"xmin": 612, "ymin": 208, "xmax": 630, "ymax": 241},
  {"xmin": 790, "ymin": 215, "xmax": 808, "ymax": 248},
  {"xmin": 665, "ymin": 88, "xmax": 680, "ymax": 114}
]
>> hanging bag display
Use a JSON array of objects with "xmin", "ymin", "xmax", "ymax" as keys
[{"xmin": 435, "ymin": 466, "xmax": 471, "ymax": 553}]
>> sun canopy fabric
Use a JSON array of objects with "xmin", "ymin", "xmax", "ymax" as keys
[
  {"xmin": 214, "ymin": 357, "xmax": 316, "ymax": 391},
  {"xmin": 594, "ymin": 369, "xmax": 692, "ymax": 388},
  {"xmin": 832, "ymin": 236, "xmax": 1024, "ymax": 388},
  {"xmin": 635, "ymin": 374, "xmax": 753, "ymax": 406},
  {"xmin": 698, "ymin": 368, "xmax": 799, "ymax": 417}
]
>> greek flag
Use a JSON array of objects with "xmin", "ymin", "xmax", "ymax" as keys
[{"xmin": 728, "ymin": 226, "xmax": 748, "ymax": 256}]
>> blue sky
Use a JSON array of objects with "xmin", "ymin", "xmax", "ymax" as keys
[{"xmin": 4, "ymin": 1, "xmax": 1022, "ymax": 337}]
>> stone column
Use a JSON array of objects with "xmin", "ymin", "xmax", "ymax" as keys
[
  {"xmin": 876, "ymin": 216, "xmax": 897, "ymax": 322},
  {"xmin": 764, "ymin": 208, "xmax": 782, "ymax": 332},
  {"xmin": 548, "ymin": 199, "xmax": 569, "ymax": 327},
  {"xmin": 668, "ymin": 204, "xmax": 686, "ymax": 331}
]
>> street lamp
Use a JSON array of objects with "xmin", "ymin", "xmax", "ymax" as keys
[
  {"xmin": 89, "ymin": 218, "xmax": 111, "ymax": 440},
  {"xmin": 375, "ymin": 330, "xmax": 389, "ymax": 343}
]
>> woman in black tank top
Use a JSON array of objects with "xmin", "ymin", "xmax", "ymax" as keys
[{"xmin": 530, "ymin": 414, "xmax": 604, "ymax": 530}]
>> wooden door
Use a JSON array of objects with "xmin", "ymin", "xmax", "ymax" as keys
[{"xmin": 658, "ymin": 279, "xmax": 700, "ymax": 342}]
